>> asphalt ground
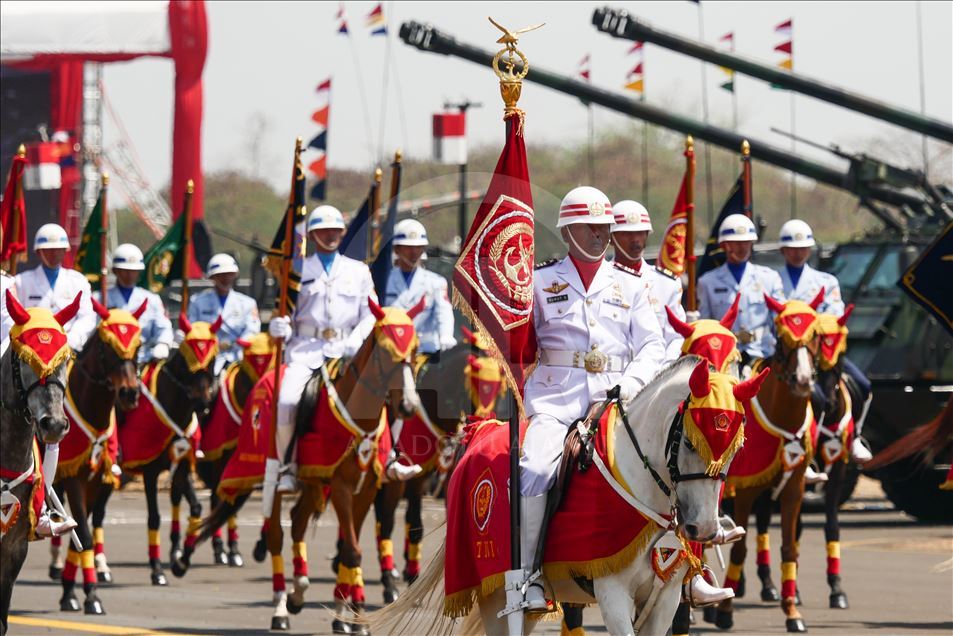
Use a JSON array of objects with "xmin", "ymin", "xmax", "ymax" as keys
[{"xmin": 7, "ymin": 477, "xmax": 952, "ymax": 635}]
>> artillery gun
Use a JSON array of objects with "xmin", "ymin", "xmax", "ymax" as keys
[{"xmin": 399, "ymin": 19, "xmax": 953, "ymax": 519}]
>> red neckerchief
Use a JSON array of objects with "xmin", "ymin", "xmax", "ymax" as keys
[{"xmin": 569, "ymin": 254, "xmax": 603, "ymax": 291}]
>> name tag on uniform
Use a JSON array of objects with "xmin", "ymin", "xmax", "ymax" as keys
[
  {"xmin": 29, "ymin": 295, "xmax": 42, "ymax": 300},
  {"xmin": 301, "ymin": 279, "xmax": 315, "ymax": 285},
  {"xmin": 603, "ymin": 298, "xmax": 631, "ymax": 309},
  {"xmin": 715, "ymin": 287, "xmax": 729, "ymax": 293},
  {"xmin": 546, "ymin": 294, "xmax": 568, "ymax": 304}
]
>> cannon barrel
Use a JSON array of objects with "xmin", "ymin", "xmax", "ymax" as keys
[
  {"xmin": 398, "ymin": 20, "xmax": 931, "ymax": 215},
  {"xmin": 591, "ymin": 6, "xmax": 953, "ymax": 144}
]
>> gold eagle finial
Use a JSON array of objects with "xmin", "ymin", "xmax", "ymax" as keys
[{"xmin": 488, "ymin": 17, "xmax": 544, "ymax": 46}]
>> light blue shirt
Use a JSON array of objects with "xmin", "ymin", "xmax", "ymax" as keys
[
  {"xmin": 106, "ymin": 285, "xmax": 174, "ymax": 364},
  {"xmin": 188, "ymin": 288, "xmax": 261, "ymax": 373},
  {"xmin": 779, "ymin": 262, "xmax": 845, "ymax": 317},
  {"xmin": 698, "ymin": 261, "xmax": 785, "ymax": 359},
  {"xmin": 383, "ymin": 267, "xmax": 456, "ymax": 354}
]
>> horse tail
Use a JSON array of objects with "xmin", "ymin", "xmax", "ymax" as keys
[
  {"xmin": 197, "ymin": 493, "xmax": 250, "ymax": 544},
  {"xmin": 362, "ymin": 526, "xmax": 452, "ymax": 636},
  {"xmin": 864, "ymin": 397, "xmax": 953, "ymax": 471},
  {"xmin": 294, "ymin": 369, "xmax": 323, "ymax": 439}
]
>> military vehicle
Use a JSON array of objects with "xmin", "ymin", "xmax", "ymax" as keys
[{"xmin": 398, "ymin": 17, "xmax": 953, "ymax": 519}]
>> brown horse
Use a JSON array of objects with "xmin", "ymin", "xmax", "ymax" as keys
[
  {"xmin": 187, "ymin": 297, "xmax": 425, "ymax": 633},
  {"xmin": 118, "ymin": 314, "xmax": 220, "ymax": 586},
  {"xmin": 373, "ymin": 340, "xmax": 509, "ymax": 604},
  {"xmin": 715, "ymin": 293, "xmax": 823, "ymax": 634},
  {"xmin": 53, "ymin": 298, "xmax": 144, "ymax": 615},
  {"xmin": 1, "ymin": 292, "xmax": 77, "ymax": 635}
]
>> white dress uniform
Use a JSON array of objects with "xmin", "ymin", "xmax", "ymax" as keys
[
  {"xmin": 697, "ymin": 262, "xmax": 785, "ymax": 359},
  {"xmin": 779, "ymin": 263, "xmax": 845, "ymax": 317},
  {"xmin": 107, "ymin": 286, "xmax": 174, "ymax": 364},
  {"xmin": 14, "ymin": 265, "xmax": 96, "ymax": 351},
  {"xmin": 642, "ymin": 261, "xmax": 686, "ymax": 363},
  {"xmin": 520, "ymin": 257, "xmax": 665, "ymax": 496},
  {"xmin": 383, "ymin": 267, "xmax": 455, "ymax": 354},
  {"xmin": 188, "ymin": 289, "xmax": 261, "ymax": 374},
  {"xmin": 1, "ymin": 273, "xmax": 14, "ymax": 358}
]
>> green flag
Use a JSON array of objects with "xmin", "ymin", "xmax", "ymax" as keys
[
  {"xmin": 74, "ymin": 188, "xmax": 105, "ymax": 283},
  {"xmin": 138, "ymin": 214, "xmax": 187, "ymax": 293}
]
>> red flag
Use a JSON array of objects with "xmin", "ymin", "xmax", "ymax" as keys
[
  {"xmin": 311, "ymin": 106, "xmax": 330, "ymax": 127},
  {"xmin": 629, "ymin": 62, "xmax": 644, "ymax": 75},
  {"xmin": 453, "ymin": 120, "xmax": 536, "ymax": 414},
  {"xmin": 775, "ymin": 18, "xmax": 792, "ymax": 32},
  {"xmin": 316, "ymin": 78, "xmax": 331, "ymax": 93},
  {"xmin": 774, "ymin": 41, "xmax": 792, "ymax": 54},
  {"xmin": 719, "ymin": 32, "xmax": 734, "ymax": 43},
  {"xmin": 658, "ymin": 149, "xmax": 695, "ymax": 276},
  {"xmin": 1, "ymin": 151, "xmax": 28, "ymax": 265},
  {"xmin": 628, "ymin": 41, "xmax": 643, "ymax": 54},
  {"xmin": 308, "ymin": 156, "xmax": 327, "ymax": 180}
]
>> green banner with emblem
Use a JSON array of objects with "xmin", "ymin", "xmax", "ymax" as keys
[
  {"xmin": 74, "ymin": 189, "xmax": 105, "ymax": 283},
  {"xmin": 138, "ymin": 214, "xmax": 187, "ymax": 293}
]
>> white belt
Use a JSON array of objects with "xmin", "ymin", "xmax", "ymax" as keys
[
  {"xmin": 296, "ymin": 325, "xmax": 342, "ymax": 340},
  {"xmin": 539, "ymin": 348, "xmax": 627, "ymax": 373}
]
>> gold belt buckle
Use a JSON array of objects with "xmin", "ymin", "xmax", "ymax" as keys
[
  {"xmin": 583, "ymin": 348, "xmax": 608, "ymax": 373},
  {"xmin": 736, "ymin": 330, "xmax": 754, "ymax": 344},
  {"xmin": 321, "ymin": 328, "xmax": 337, "ymax": 340}
]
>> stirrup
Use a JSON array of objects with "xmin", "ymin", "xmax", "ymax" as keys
[
  {"xmin": 525, "ymin": 581, "xmax": 549, "ymax": 613},
  {"xmin": 385, "ymin": 457, "xmax": 423, "ymax": 483},
  {"xmin": 850, "ymin": 437, "xmax": 873, "ymax": 464},
  {"xmin": 36, "ymin": 514, "xmax": 78, "ymax": 539},
  {"xmin": 804, "ymin": 465, "xmax": 829, "ymax": 485},
  {"xmin": 684, "ymin": 567, "xmax": 734, "ymax": 608},
  {"xmin": 276, "ymin": 464, "xmax": 298, "ymax": 494},
  {"xmin": 711, "ymin": 515, "xmax": 745, "ymax": 545}
]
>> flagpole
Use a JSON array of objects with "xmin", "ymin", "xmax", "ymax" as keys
[
  {"xmin": 915, "ymin": 0, "xmax": 929, "ymax": 176},
  {"xmin": 685, "ymin": 136, "xmax": 697, "ymax": 313},
  {"xmin": 370, "ymin": 167, "xmax": 383, "ymax": 257},
  {"xmin": 99, "ymin": 173, "xmax": 109, "ymax": 304},
  {"xmin": 695, "ymin": 2, "xmax": 715, "ymax": 227},
  {"xmin": 741, "ymin": 140, "xmax": 752, "ymax": 217},
  {"xmin": 8, "ymin": 144, "xmax": 26, "ymax": 276},
  {"xmin": 180, "ymin": 180, "xmax": 195, "ymax": 315},
  {"xmin": 641, "ymin": 95, "xmax": 649, "ymax": 204}
]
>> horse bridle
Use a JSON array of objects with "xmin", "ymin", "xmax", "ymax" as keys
[
  {"xmin": 615, "ymin": 389, "xmax": 728, "ymax": 500},
  {"xmin": 1, "ymin": 351, "xmax": 67, "ymax": 425},
  {"xmin": 771, "ymin": 337, "xmax": 819, "ymax": 390},
  {"xmin": 72, "ymin": 335, "xmax": 136, "ymax": 391},
  {"xmin": 160, "ymin": 356, "xmax": 215, "ymax": 408}
]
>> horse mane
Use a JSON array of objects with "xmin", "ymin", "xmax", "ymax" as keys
[{"xmin": 624, "ymin": 355, "xmax": 700, "ymax": 419}]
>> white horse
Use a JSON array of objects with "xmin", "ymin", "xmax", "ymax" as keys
[{"xmin": 366, "ymin": 356, "xmax": 768, "ymax": 636}]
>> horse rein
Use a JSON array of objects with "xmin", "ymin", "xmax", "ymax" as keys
[
  {"xmin": 770, "ymin": 338, "xmax": 820, "ymax": 391},
  {"xmin": 1, "ymin": 351, "xmax": 67, "ymax": 425},
  {"xmin": 72, "ymin": 336, "xmax": 136, "ymax": 391}
]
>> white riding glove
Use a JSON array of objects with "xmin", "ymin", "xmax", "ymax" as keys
[
  {"xmin": 152, "ymin": 343, "xmax": 170, "ymax": 360},
  {"xmin": 439, "ymin": 335, "xmax": 458, "ymax": 351},
  {"xmin": 685, "ymin": 310, "xmax": 701, "ymax": 323},
  {"xmin": 618, "ymin": 377, "xmax": 644, "ymax": 403},
  {"xmin": 269, "ymin": 315, "xmax": 293, "ymax": 340}
]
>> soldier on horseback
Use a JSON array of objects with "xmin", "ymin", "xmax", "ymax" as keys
[
  {"xmin": 189, "ymin": 253, "xmax": 261, "ymax": 375},
  {"xmin": 609, "ymin": 199, "xmax": 686, "ymax": 363},
  {"xmin": 0, "ymin": 272, "xmax": 12, "ymax": 357},
  {"xmin": 518, "ymin": 186, "xmax": 666, "ymax": 612},
  {"xmin": 775, "ymin": 219, "xmax": 872, "ymax": 463},
  {"xmin": 106, "ymin": 243, "xmax": 173, "ymax": 364},
  {"xmin": 265, "ymin": 205, "xmax": 421, "ymax": 501}
]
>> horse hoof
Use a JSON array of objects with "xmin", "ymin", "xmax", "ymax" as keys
[
  {"xmin": 228, "ymin": 551, "xmax": 244, "ymax": 568},
  {"xmin": 786, "ymin": 618, "xmax": 807, "ymax": 633},
  {"xmin": 97, "ymin": 570, "xmax": 113, "ymax": 584},
  {"xmin": 349, "ymin": 624, "xmax": 370, "ymax": 636},
  {"xmin": 761, "ymin": 586, "xmax": 780, "ymax": 602},
  {"xmin": 49, "ymin": 565, "xmax": 62, "ymax": 581},
  {"xmin": 287, "ymin": 596, "xmax": 304, "ymax": 615},
  {"xmin": 402, "ymin": 570, "xmax": 418, "ymax": 585},
  {"xmin": 714, "ymin": 610, "xmax": 733, "ymax": 630},
  {"xmin": 169, "ymin": 547, "xmax": 183, "ymax": 564},
  {"xmin": 271, "ymin": 615, "xmax": 290, "ymax": 631},
  {"xmin": 151, "ymin": 571, "xmax": 168, "ymax": 586},
  {"xmin": 84, "ymin": 599, "xmax": 105, "ymax": 615},
  {"xmin": 703, "ymin": 606, "xmax": 718, "ymax": 624},
  {"xmin": 383, "ymin": 587, "xmax": 399, "ymax": 604},
  {"xmin": 735, "ymin": 572, "xmax": 746, "ymax": 598},
  {"xmin": 829, "ymin": 592, "xmax": 849, "ymax": 609},
  {"xmin": 331, "ymin": 618, "xmax": 352, "ymax": 634},
  {"xmin": 253, "ymin": 538, "xmax": 268, "ymax": 563},
  {"xmin": 60, "ymin": 595, "xmax": 81, "ymax": 612},
  {"xmin": 171, "ymin": 558, "xmax": 189, "ymax": 578}
]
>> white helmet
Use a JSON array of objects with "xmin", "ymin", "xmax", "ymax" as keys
[
  {"xmin": 33, "ymin": 223, "xmax": 70, "ymax": 250},
  {"xmin": 207, "ymin": 253, "xmax": 239, "ymax": 277},
  {"xmin": 556, "ymin": 186, "xmax": 615, "ymax": 228},
  {"xmin": 393, "ymin": 219, "xmax": 428, "ymax": 247},
  {"xmin": 306, "ymin": 205, "xmax": 346, "ymax": 232},
  {"xmin": 111, "ymin": 243, "xmax": 145, "ymax": 271},
  {"xmin": 779, "ymin": 219, "xmax": 815, "ymax": 248},
  {"xmin": 611, "ymin": 200, "xmax": 653, "ymax": 233},
  {"xmin": 718, "ymin": 214, "xmax": 758, "ymax": 242}
]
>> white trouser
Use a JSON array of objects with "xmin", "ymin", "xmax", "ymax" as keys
[
  {"xmin": 519, "ymin": 413, "xmax": 571, "ymax": 497},
  {"xmin": 275, "ymin": 360, "xmax": 321, "ymax": 464}
]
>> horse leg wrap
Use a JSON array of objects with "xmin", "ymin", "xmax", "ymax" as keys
[
  {"xmin": 81, "ymin": 549, "xmax": 96, "ymax": 586},
  {"xmin": 184, "ymin": 516, "xmax": 201, "ymax": 550},
  {"xmin": 148, "ymin": 529, "xmax": 161, "ymax": 562},
  {"xmin": 756, "ymin": 533, "xmax": 771, "ymax": 566},
  {"xmin": 272, "ymin": 554, "xmax": 286, "ymax": 593},
  {"xmin": 378, "ymin": 538, "xmax": 394, "ymax": 573},
  {"xmin": 62, "ymin": 548, "xmax": 81, "ymax": 583},
  {"xmin": 780, "ymin": 561, "xmax": 798, "ymax": 599},
  {"xmin": 826, "ymin": 541, "xmax": 840, "ymax": 576},
  {"xmin": 170, "ymin": 504, "xmax": 181, "ymax": 545},
  {"xmin": 292, "ymin": 542, "xmax": 308, "ymax": 578},
  {"xmin": 405, "ymin": 541, "xmax": 422, "ymax": 578},
  {"xmin": 724, "ymin": 561, "xmax": 743, "ymax": 591},
  {"xmin": 227, "ymin": 517, "xmax": 239, "ymax": 546},
  {"xmin": 93, "ymin": 527, "xmax": 105, "ymax": 556},
  {"xmin": 335, "ymin": 564, "xmax": 364, "ymax": 602}
]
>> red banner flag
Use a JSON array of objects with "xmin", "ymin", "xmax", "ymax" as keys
[
  {"xmin": 311, "ymin": 106, "xmax": 330, "ymax": 127},
  {"xmin": 658, "ymin": 150, "xmax": 694, "ymax": 276},
  {"xmin": 452, "ymin": 120, "xmax": 536, "ymax": 415},
  {"xmin": 308, "ymin": 156, "xmax": 327, "ymax": 180},
  {"xmin": 774, "ymin": 41, "xmax": 792, "ymax": 54},
  {"xmin": 1, "ymin": 151, "xmax": 28, "ymax": 265}
]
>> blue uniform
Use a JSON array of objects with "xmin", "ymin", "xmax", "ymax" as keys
[
  {"xmin": 698, "ymin": 262, "xmax": 785, "ymax": 359},
  {"xmin": 188, "ymin": 289, "xmax": 261, "ymax": 374},
  {"xmin": 779, "ymin": 263, "xmax": 845, "ymax": 317},
  {"xmin": 106, "ymin": 286, "xmax": 174, "ymax": 364},
  {"xmin": 383, "ymin": 267, "xmax": 456, "ymax": 354}
]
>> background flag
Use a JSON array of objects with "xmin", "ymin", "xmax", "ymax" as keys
[
  {"xmin": 266, "ymin": 143, "xmax": 308, "ymax": 315},
  {"xmin": 658, "ymin": 162, "xmax": 691, "ymax": 275},
  {"xmin": 773, "ymin": 18, "xmax": 793, "ymax": 79},
  {"xmin": 366, "ymin": 3, "xmax": 386, "ymax": 36},
  {"xmin": 452, "ymin": 119, "xmax": 536, "ymax": 414},
  {"xmin": 696, "ymin": 175, "xmax": 745, "ymax": 278},
  {"xmin": 624, "ymin": 40, "xmax": 645, "ymax": 95},
  {"xmin": 718, "ymin": 32, "xmax": 736, "ymax": 92},
  {"xmin": 339, "ymin": 180, "xmax": 378, "ymax": 262},
  {"xmin": 74, "ymin": 185, "xmax": 106, "ymax": 283},
  {"xmin": 370, "ymin": 161, "xmax": 401, "ymax": 300},
  {"xmin": 899, "ymin": 222, "xmax": 953, "ymax": 336},
  {"xmin": 0, "ymin": 147, "xmax": 27, "ymax": 268},
  {"xmin": 578, "ymin": 54, "xmax": 591, "ymax": 82},
  {"xmin": 308, "ymin": 78, "xmax": 331, "ymax": 201},
  {"xmin": 335, "ymin": 2, "xmax": 348, "ymax": 34},
  {"xmin": 139, "ymin": 214, "xmax": 187, "ymax": 293}
]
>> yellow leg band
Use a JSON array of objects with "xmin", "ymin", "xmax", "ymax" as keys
[
  {"xmin": 271, "ymin": 555, "xmax": 285, "ymax": 575},
  {"xmin": 826, "ymin": 541, "xmax": 841, "ymax": 559},
  {"xmin": 187, "ymin": 516, "xmax": 201, "ymax": 536},
  {"xmin": 560, "ymin": 626, "xmax": 587, "ymax": 636},
  {"xmin": 66, "ymin": 549, "xmax": 81, "ymax": 566},
  {"xmin": 93, "ymin": 527, "xmax": 105, "ymax": 544},
  {"xmin": 148, "ymin": 529, "xmax": 160, "ymax": 546},
  {"xmin": 337, "ymin": 564, "xmax": 364, "ymax": 586},
  {"xmin": 781, "ymin": 561, "xmax": 797, "ymax": 582},
  {"xmin": 292, "ymin": 541, "xmax": 307, "ymax": 560},
  {"xmin": 379, "ymin": 539, "xmax": 394, "ymax": 558},
  {"xmin": 227, "ymin": 516, "xmax": 238, "ymax": 530},
  {"xmin": 726, "ymin": 562, "xmax": 743, "ymax": 581},
  {"xmin": 756, "ymin": 533, "xmax": 770, "ymax": 552},
  {"xmin": 171, "ymin": 504, "xmax": 180, "ymax": 520},
  {"xmin": 408, "ymin": 542, "xmax": 422, "ymax": 561},
  {"xmin": 81, "ymin": 550, "xmax": 95, "ymax": 569}
]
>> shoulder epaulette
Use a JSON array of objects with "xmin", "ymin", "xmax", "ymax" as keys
[
  {"xmin": 613, "ymin": 262, "xmax": 642, "ymax": 277},
  {"xmin": 535, "ymin": 259, "xmax": 558, "ymax": 270},
  {"xmin": 654, "ymin": 265, "xmax": 677, "ymax": 280}
]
